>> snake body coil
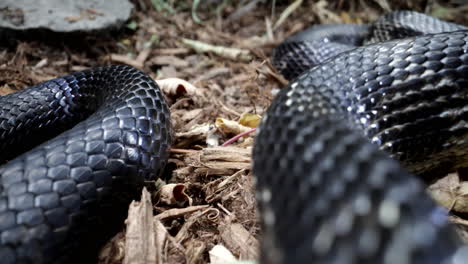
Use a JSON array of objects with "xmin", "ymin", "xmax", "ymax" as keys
[
  {"xmin": 0, "ymin": 65, "xmax": 172, "ymax": 263},
  {"xmin": 3, "ymin": 10, "xmax": 468, "ymax": 264},
  {"xmin": 254, "ymin": 11, "xmax": 468, "ymax": 263}
]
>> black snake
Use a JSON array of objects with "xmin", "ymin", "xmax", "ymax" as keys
[
  {"xmin": 0, "ymin": 66, "xmax": 172, "ymax": 263},
  {"xmin": 254, "ymin": 11, "xmax": 468, "ymax": 264},
  {"xmin": 1, "ymin": 9, "xmax": 468, "ymax": 264}
]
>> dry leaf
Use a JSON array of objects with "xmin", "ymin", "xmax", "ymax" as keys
[
  {"xmin": 238, "ymin": 113, "xmax": 261, "ymax": 128},
  {"xmin": 159, "ymin": 183, "xmax": 193, "ymax": 206},
  {"xmin": 216, "ymin": 118, "xmax": 252, "ymax": 135},
  {"xmin": 428, "ymin": 172, "xmax": 468, "ymax": 213},
  {"xmin": 156, "ymin": 78, "xmax": 201, "ymax": 97}
]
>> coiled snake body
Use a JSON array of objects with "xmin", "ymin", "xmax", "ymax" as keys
[
  {"xmin": 0, "ymin": 66, "xmax": 171, "ymax": 263},
  {"xmin": 2, "ymin": 10, "xmax": 468, "ymax": 264},
  {"xmin": 254, "ymin": 11, "xmax": 468, "ymax": 264}
]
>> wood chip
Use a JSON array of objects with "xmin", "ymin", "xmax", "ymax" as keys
[
  {"xmin": 151, "ymin": 55, "xmax": 189, "ymax": 68},
  {"xmin": 154, "ymin": 220, "xmax": 168, "ymax": 264},
  {"xmin": 124, "ymin": 188, "xmax": 157, "ymax": 264},
  {"xmin": 201, "ymin": 146, "xmax": 251, "ymax": 164},
  {"xmin": 154, "ymin": 48, "xmax": 190, "ymax": 55},
  {"xmin": 219, "ymin": 222, "xmax": 259, "ymax": 260}
]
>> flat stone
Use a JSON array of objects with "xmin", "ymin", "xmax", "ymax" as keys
[{"xmin": 0, "ymin": 0, "xmax": 133, "ymax": 32}]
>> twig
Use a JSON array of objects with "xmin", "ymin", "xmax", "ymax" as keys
[
  {"xmin": 170, "ymin": 148, "xmax": 200, "ymax": 154},
  {"xmin": 182, "ymin": 38, "xmax": 252, "ymax": 62},
  {"xmin": 273, "ymin": 0, "xmax": 303, "ymax": 30}
]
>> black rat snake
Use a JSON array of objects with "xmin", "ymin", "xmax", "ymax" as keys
[
  {"xmin": 0, "ymin": 66, "xmax": 172, "ymax": 263},
  {"xmin": 253, "ymin": 10, "xmax": 468, "ymax": 264},
  {"xmin": 1, "ymin": 9, "xmax": 468, "ymax": 264}
]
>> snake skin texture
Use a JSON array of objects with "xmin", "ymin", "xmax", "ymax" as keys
[
  {"xmin": 0, "ymin": 65, "xmax": 172, "ymax": 263},
  {"xmin": 366, "ymin": 11, "xmax": 468, "ymax": 44},
  {"xmin": 273, "ymin": 24, "xmax": 370, "ymax": 80},
  {"xmin": 254, "ymin": 13, "xmax": 468, "ymax": 264},
  {"xmin": 274, "ymin": 11, "xmax": 468, "ymax": 80}
]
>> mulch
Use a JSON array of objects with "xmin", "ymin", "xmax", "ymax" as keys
[{"xmin": 1, "ymin": 0, "xmax": 468, "ymax": 263}]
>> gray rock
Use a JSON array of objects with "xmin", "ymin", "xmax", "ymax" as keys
[{"xmin": 0, "ymin": 0, "xmax": 133, "ymax": 32}]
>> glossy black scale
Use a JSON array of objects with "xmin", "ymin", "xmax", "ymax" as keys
[
  {"xmin": 0, "ymin": 65, "xmax": 172, "ymax": 263},
  {"xmin": 255, "ymin": 11, "xmax": 468, "ymax": 264}
]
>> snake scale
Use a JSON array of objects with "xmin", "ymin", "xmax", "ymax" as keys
[
  {"xmin": 254, "ymin": 11, "xmax": 468, "ymax": 264},
  {"xmin": 1, "ymin": 9, "xmax": 468, "ymax": 264},
  {"xmin": 0, "ymin": 66, "xmax": 171, "ymax": 263}
]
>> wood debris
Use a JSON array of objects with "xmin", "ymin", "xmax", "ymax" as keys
[
  {"xmin": 158, "ymin": 183, "xmax": 193, "ymax": 207},
  {"xmin": 182, "ymin": 38, "xmax": 253, "ymax": 62},
  {"xmin": 123, "ymin": 188, "xmax": 156, "ymax": 264},
  {"xmin": 219, "ymin": 222, "xmax": 259, "ymax": 260}
]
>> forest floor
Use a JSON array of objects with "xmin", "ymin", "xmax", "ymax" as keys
[{"xmin": 1, "ymin": 0, "xmax": 468, "ymax": 263}]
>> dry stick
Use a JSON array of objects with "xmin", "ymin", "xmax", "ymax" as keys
[
  {"xmin": 169, "ymin": 148, "xmax": 200, "ymax": 154},
  {"xmin": 181, "ymin": 38, "xmax": 252, "ymax": 62},
  {"xmin": 273, "ymin": 0, "xmax": 303, "ymax": 30},
  {"xmin": 222, "ymin": 128, "xmax": 257, "ymax": 147}
]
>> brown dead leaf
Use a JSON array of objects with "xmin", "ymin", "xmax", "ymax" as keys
[
  {"xmin": 216, "ymin": 118, "xmax": 252, "ymax": 135},
  {"xmin": 0, "ymin": 85, "xmax": 17, "ymax": 96},
  {"xmin": 156, "ymin": 78, "xmax": 202, "ymax": 98},
  {"xmin": 158, "ymin": 183, "xmax": 192, "ymax": 207},
  {"xmin": 428, "ymin": 172, "xmax": 468, "ymax": 213}
]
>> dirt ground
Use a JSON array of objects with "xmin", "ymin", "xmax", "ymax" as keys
[{"xmin": 1, "ymin": 0, "xmax": 468, "ymax": 263}]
